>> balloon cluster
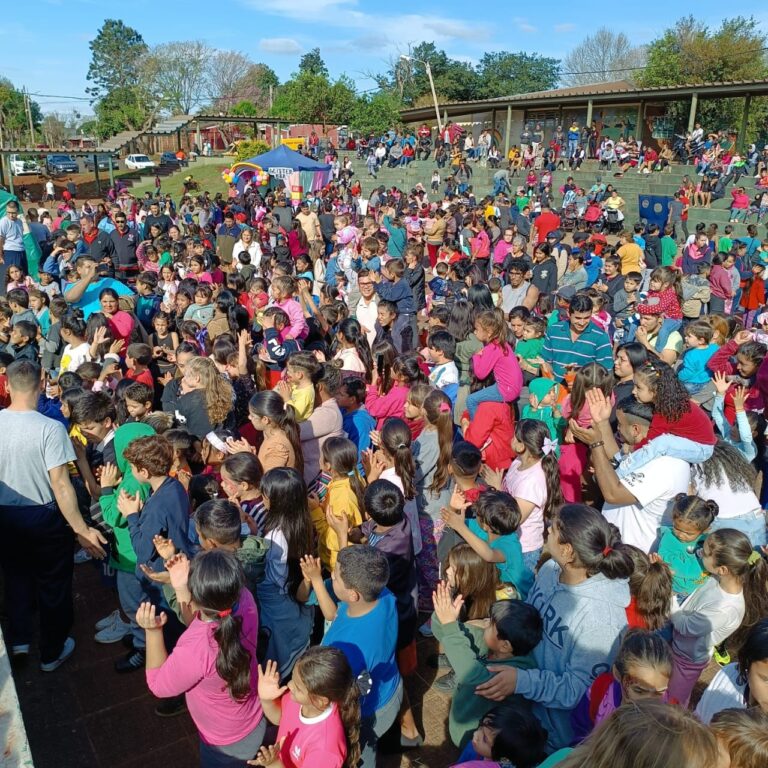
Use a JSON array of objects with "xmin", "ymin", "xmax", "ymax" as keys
[
  {"xmin": 222, "ymin": 168, "xmax": 236, "ymax": 184},
  {"xmin": 254, "ymin": 170, "xmax": 269, "ymax": 186}
]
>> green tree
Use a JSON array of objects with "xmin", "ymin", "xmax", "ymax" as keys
[
  {"xmin": 232, "ymin": 63, "xmax": 280, "ymax": 113},
  {"xmin": 637, "ymin": 16, "xmax": 768, "ymax": 141},
  {"xmin": 299, "ymin": 48, "xmax": 328, "ymax": 78},
  {"xmin": 475, "ymin": 52, "xmax": 560, "ymax": 98},
  {"xmin": 93, "ymin": 86, "xmax": 150, "ymax": 138},
  {"xmin": 0, "ymin": 78, "xmax": 42, "ymax": 145},
  {"xmin": 349, "ymin": 91, "xmax": 403, "ymax": 135},
  {"xmin": 86, "ymin": 19, "xmax": 148, "ymax": 100},
  {"xmin": 271, "ymin": 72, "xmax": 356, "ymax": 130}
]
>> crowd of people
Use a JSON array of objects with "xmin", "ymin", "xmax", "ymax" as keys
[{"xmin": 2, "ymin": 139, "xmax": 768, "ymax": 768}]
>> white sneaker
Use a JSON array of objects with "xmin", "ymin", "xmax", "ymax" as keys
[
  {"xmin": 40, "ymin": 637, "xmax": 75, "ymax": 672},
  {"xmin": 94, "ymin": 609, "xmax": 123, "ymax": 632},
  {"xmin": 95, "ymin": 617, "xmax": 132, "ymax": 644}
]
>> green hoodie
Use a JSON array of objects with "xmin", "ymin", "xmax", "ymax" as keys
[
  {"xmin": 99, "ymin": 422, "xmax": 156, "ymax": 572},
  {"xmin": 432, "ymin": 614, "xmax": 537, "ymax": 749}
]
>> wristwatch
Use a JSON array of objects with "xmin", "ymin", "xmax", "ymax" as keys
[{"xmin": 589, "ymin": 440, "xmax": 605, "ymax": 450}]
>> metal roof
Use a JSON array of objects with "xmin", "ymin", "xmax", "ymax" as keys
[{"xmin": 400, "ymin": 77, "xmax": 768, "ymax": 121}]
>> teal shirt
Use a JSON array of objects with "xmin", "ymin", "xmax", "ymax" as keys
[
  {"xmin": 657, "ymin": 526, "xmax": 709, "ymax": 597},
  {"xmin": 467, "ymin": 518, "xmax": 533, "ymax": 598},
  {"xmin": 537, "ymin": 748, "xmax": 573, "ymax": 767},
  {"xmin": 516, "ymin": 337, "xmax": 544, "ymax": 364}
]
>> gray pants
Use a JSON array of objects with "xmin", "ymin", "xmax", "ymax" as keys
[
  {"xmin": 198, "ymin": 717, "xmax": 266, "ymax": 768},
  {"xmin": 116, "ymin": 569, "xmax": 146, "ymax": 649},
  {"xmin": 359, "ymin": 678, "xmax": 404, "ymax": 768}
]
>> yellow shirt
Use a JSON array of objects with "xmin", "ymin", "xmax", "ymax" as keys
[
  {"xmin": 290, "ymin": 384, "xmax": 315, "ymax": 422},
  {"xmin": 310, "ymin": 477, "xmax": 364, "ymax": 570},
  {"xmin": 617, "ymin": 242, "xmax": 644, "ymax": 274}
]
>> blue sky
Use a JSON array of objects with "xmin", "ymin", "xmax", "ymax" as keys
[{"xmin": 3, "ymin": 1, "xmax": 768, "ymax": 116}]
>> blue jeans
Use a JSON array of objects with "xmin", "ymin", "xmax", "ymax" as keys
[
  {"xmin": 616, "ymin": 435, "xmax": 714, "ymax": 479},
  {"xmin": 711, "ymin": 509, "xmax": 767, "ymax": 547},
  {"xmin": 655, "ymin": 318, "xmax": 682, "ymax": 350},
  {"xmin": 466, "ymin": 383, "xmax": 504, "ymax": 419}
]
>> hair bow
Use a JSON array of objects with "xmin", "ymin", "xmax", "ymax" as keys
[
  {"xmin": 542, "ymin": 437, "xmax": 558, "ymax": 456},
  {"xmin": 439, "ymin": 402, "xmax": 451, "ymax": 414}
]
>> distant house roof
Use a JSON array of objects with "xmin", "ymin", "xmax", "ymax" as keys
[{"xmin": 400, "ymin": 78, "xmax": 768, "ymax": 121}]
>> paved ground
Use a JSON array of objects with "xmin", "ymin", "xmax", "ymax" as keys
[{"xmin": 10, "ymin": 561, "xmax": 458, "ymax": 768}]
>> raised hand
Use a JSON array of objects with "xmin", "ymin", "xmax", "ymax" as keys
[
  {"xmin": 153, "ymin": 535, "xmax": 176, "ymax": 561},
  {"xmin": 100, "ymin": 462, "xmax": 121, "ymax": 488},
  {"xmin": 117, "ymin": 489, "xmax": 142, "ymax": 517},
  {"xmin": 136, "ymin": 601, "xmax": 167, "ymax": 632},
  {"xmin": 432, "ymin": 580, "xmax": 464, "ymax": 625},
  {"xmin": 166, "ymin": 553, "xmax": 190, "ymax": 591},
  {"xmin": 712, "ymin": 370, "xmax": 730, "ymax": 396},
  {"xmin": 585, "ymin": 388, "xmax": 612, "ymax": 424},
  {"xmin": 257, "ymin": 660, "xmax": 288, "ymax": 702},
  {"xmin": 299, "ymin": 554, "xmax": 322, "ymax": 584}
]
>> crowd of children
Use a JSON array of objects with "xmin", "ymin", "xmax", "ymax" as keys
[{"xmin": 3, "ymin": 170, "xmax": 768, "ymax": 768}]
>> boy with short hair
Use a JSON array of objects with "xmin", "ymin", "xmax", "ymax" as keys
[
  {"xmin": 124, "ymin": 381, "xmax": 155, "ymax": 421},
  {"xmin": 426, "ymin": 329, "xmax": 459, "ymax": 403},
  {"xmin": 116, "ymin": 435, "xmax": 192, "ymax": 671},
  {"xmin": 661, "ymin": 224, "xmax": 678, "ymax": 267},
  {"xmin": 428, "ymin": 262, "xmax": 451, "ymax": 309},
  {"xmin": 125, "ymin": 343, "xmax": 155, "ymax": 388},
  {"xmin": 259, "ymin": 307, "xmax": 301, "ymax": 370},
  {"xmin": 431, "ymin": 592, "xmax": 542, "ymax": 748},
  {"xmin": 7, "ymin": 288, "xmax": 36, "ymax": 326},
  {"xmin": 678, "ymin": 319, "xmax": 719, "ymax": 394},
  {"xmin": 135, "ymin": 271, "xmax": 161, "ymax": 332},
  {"xmin": 612, "ymin": 270, "xmax": 642, "ymax": 331},
  {"xmin": 4, "ymin": 320, "xmax": 38, "ymax": 362},
  {"xmin": 301, "ymin": 545, "xmax": 402, "ymax": 765},
  {"xmin": 372, "ymin": 258, "xmax": 417, "ymax": 352}
]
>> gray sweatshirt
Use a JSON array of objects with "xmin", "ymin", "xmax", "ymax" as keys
[{"xmin": 516, "ymin": 560, "xmax": 630, "ymax": 750}]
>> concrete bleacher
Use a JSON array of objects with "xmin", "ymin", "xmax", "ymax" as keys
[{"xmin": 339, "ymin": 151, "xmax": 764, "ymax": 237}]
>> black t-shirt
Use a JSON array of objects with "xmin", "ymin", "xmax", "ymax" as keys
[
  {"xmin": 531, "ymin": 258, "xmax": 557, "ymax": 296},
  {"xmin": 110, "ymin": 228, "xmax": 138, "ymax": 268},
  {"xmin": 144, "ymin": 214, "xmax": 172, "ymax": 234},
  {"xmin": 89, "ymin": 231, "xmax": 117, "ymax": 274},
  {"xmin": 319, "ymin": 213, "xmax": 336, "ymax": 241}
]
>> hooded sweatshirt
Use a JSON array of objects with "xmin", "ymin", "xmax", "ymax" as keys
[
  {"xmin": 99, "ymin": 422, "xmax": 155, "ymax": 572},
  {"xmin": 516, "ymin": 559, "xmax": 630, "ymax": 751}
]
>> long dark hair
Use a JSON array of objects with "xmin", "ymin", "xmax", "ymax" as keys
[
  {"xmin": 553, "ymin": 504, "xmax": 634, "ymax": 579},
  {"xmin": 187, "ymin": 550, "xmax": 252, "ymax": 700},
  {"xmin": 321, "ymin": 436, "xmax": 366, "ymax": 513},
  {"xmin": 259, "ymin": 468, "xmax": 313, "ymax": 600},
  {"xmin": 693, "ymin": 439, "xmax": 757, "ymax": 494},
  {"xmin": 380, "ymin": 417, "xmax": 416, "ymax": 499},
  {"xmin": 337, "ymin": 317, "xmax": 372, "ymax": 382},
  {"xmin": 294, "ymin": 647, "xmax": 361, "ymax": 768},
  {"xmin": 447, "ymin": 298, "xmax": 474, "ymax": 342},
  {"xmin": 514, "ymin": 419, "xmax": 564, "ymax": 524},
  {"xmin": 467, "ymin": 283, "xmax": 494, "ymax": 313},
  {"xmin": 371, "ymin": 339, "xmax": 397, "ymax": 394},
  {"xmin": 249, "ymin": 390, "xmax": 303, "ymax": 477}
]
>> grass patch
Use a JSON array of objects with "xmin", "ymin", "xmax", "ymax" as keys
[{"xmin": 128, "ymin": 158, "xmax": 229, "ymax": 199}]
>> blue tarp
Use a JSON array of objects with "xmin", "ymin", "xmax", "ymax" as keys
[{"xmin": 239, "ymin": 145, "xmax": 331, "ymax": 172}]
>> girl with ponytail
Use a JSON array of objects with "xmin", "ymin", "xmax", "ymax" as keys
[
  {"xmin": 476, "ymin": 504, "xmax": 633, "ymax": 752},
  {"xmin": 248, "ymin": 390, "xmax": 303, "ymax": 475},
  {"xmin": 487, "ymin": 418, "xmax": 564, "ymax": 572},
  {"xmin": 250, "ymin": 647, "xmax": 361, "ymax": 768},
  {"xmin": 334, "ymin": 317, "xmax": 373, "ymax": 381},
  {"xmin": 138, "ymin": 549, "xmax": 265, "ymax": 766}
]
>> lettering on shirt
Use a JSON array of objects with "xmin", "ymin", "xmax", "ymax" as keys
[{"xmin": 528, "ymin": 582, "xmax": 569, "ymax": 649}]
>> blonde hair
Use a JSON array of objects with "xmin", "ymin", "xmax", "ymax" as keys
[
  {"xmin": 710, "ymin": 708, "xmax": 768, "ymax": 768},
  {"xmin": 559, "ymin": 700, "xmax": 720, "ymax": 768},
  {"xmin": 184, "ymin": 357, "xmax": 233, "ymax": 427}
]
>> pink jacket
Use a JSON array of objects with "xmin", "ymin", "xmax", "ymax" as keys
[
  {"xmin": 472, "ymin": 342, "xmax": 523, "ymax": 402},
  {"xmin": 276, "ymin": 297, "xmax": 308, "ymax": 340},
  {"xmin": 731, "ymin": 190, "xmax": 750, "ymax": 209},
  {"xmin": 365, "ymin": 383, "xmax": 409, "ymax": 429},
  {"xmin": 146, "ymin": 588, "xmax": 262, "ymax": 746},
  {"xmin": 709, "ymin": 264, "xmax": 733, "ymax": 299}
]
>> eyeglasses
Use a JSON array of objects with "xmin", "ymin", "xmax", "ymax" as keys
[{"xmin": 359, "ymin": 281, "xmax": 373, "ymax": 286}]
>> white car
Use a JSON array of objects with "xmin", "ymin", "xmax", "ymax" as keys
[
  {"xmin": 10, "ymin": 154, "xmax": 41, "ymax": 175},
  {"xmin": 124, "ymin": 154, "xmax": 156, "ymax": 170}
]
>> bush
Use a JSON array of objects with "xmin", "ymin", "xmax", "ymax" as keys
[{"xmin": 234, "ymin": 139, "xmax": 270, "ymax": 162}]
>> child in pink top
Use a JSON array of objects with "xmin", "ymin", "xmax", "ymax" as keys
[
  {"xmin": 466, "ymin": 310, "xmax": 523, "ymax": 420},
  {"xmin": 251, "ymin": 648, "xmax": 358, "ymax": 768},
  {"xmin": 141, "ymin": 550, "xmax": 264, "ymax": 764},
  {"xmin": 365, "ymin": 354, "xmax": 425, "ymax": 429},
  {"xmin": 271, "ymin": 275, "xmax": 309, "ymax": 341}
]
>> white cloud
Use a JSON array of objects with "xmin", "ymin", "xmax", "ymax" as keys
[
  {"xmin": 513, "ymin": 17, "xmax": 537, "ymax": 33},
  {"xmin": 258, "ymin": 37, "xmax": 302, "ymax": 54},
  {"xmin": 554, "ymin": 23, "xmax": 577, "ymax": 33}
]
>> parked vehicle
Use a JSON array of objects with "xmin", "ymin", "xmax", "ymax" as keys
[
  {"xmin": 10, "ymin": 155, "xmax": 41, "ymax": 176},
  {"xmin": 159, "ymin": 152, "xmax": 181, "ymax": 166},
  {"xmin": 124, "ymin": 154, "xmax": 156, "ymax": 170},
  {"xmin": 83, "ymin": 154, "xmax": 118, "ymax": 171},
  {"xmin": 46, "ymin": 154, "xmax": 79, "ymax": 175}
]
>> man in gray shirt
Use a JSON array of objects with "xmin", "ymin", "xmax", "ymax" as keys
[
  {"xmin": 0, "ymin": 200, "xmax": 26, "ymax": 292},
  {"xmin": 0, "ymin": 360, "xmax": 106, "ymax": 670}
]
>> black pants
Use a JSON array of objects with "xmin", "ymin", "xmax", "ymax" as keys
[{"xmin": 0, "ymin": 502, "xmax": 74, "ymax": 663}]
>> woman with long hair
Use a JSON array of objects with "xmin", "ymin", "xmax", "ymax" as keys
[
  {"xmin": 170, "ymin": 356, "xmax": 234, "ymax": 440},
  {"xmin": 257, "ymin": 468, "xmax": 314, "ymax": 680},
  {"xmin": 247, "ymin": 390, "xmax": 303, "ymax": 475}
]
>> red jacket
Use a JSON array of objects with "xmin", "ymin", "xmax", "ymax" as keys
[
  {"xmin": 464, "ymin": 402, "xmax": 516, "ymax": 471},
  {"xmin": 638, "ymin": 401, "xmax": 716, "ymax": 449}
]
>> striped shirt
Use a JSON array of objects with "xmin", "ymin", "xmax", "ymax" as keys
[{"xmin": 542, "ymin": 320, "xmax": 614, "ymax": 381}]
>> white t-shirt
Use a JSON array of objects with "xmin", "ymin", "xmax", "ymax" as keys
[
  {"xmin": 379, "ymin": 466, "xmax": 422, "ymax": 555},
  {"xmin": 60, "ymin": 342, "xmax": 91, "ymax": 373},
  {"xmin": 264, "ymin": 526, "xmax": 288, "ymax": 591},
  {"xmin": 690, "ymin": 468, "xmax": 762, "ymax": 520},
  {"xmin": 503, "ymin": 458, "xmax": 547, "ymax": 552},
  {"xmin": 334, "ymin": 347, "xmax": 367, "ymax": 374},
  {"xmin": 602, "ymin": 456, "xmax": 690, "ymax": 552},
  {"xmin": 46, "ymin": 180, "xmax": 55, "ymax": 196},
  {"xmin": 694, "ymin": 663, "xmax": 746, "ymax": 724},
  {"xmin": 355, "ymin": 296, "xmax": 378, "ymax": 347}
]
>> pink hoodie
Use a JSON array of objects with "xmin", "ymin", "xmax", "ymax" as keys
[{"xmin": 472, "ymin": 341, "xmax": 523, "ymax": 402}]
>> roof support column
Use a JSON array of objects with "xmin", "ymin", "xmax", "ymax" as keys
[
  {"xmin": 505, "ymin": 105, "xmax": 512, "ymax": 156},
  {"xmin": 107, "ymin": 155, "xmax": 115, "ymax": 189},
  {"xmin": 93, "ymin": 154, "xmax": 101, "ymax": 196},
  {"xmin": 586, "ymin": 99, "xmax": 593, "ymax": 128},
  {"xmin": 739, "ymin": 93, "xmax": 751, "ymax": 152},
  {"xmin": 687, "ymin": 93, "xmax": 698, "ymax": 133},
  {"xmin": 636, "ymin": 101, "xmax": 645, "ymax": 143}
]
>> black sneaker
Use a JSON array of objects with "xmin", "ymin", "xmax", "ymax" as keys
[
  {"xmin": 154, "ymin": 696, "xmax": 187, "ymax": 717},
  {"xmin": 115, "ymin": 649, "xmax": 145, "ymax": 673},
  {"xmin": 121, "ymin": 634, "xmax": 136, "ymax": 651}
]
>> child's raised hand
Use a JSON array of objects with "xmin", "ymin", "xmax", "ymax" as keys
[
  {"xmin": 100, "ymin": 462, "xmax": 121, "ymax": 488},
  {"xmin": 153, "ymin": 534, "xmax": 176, "ymax": 561},
  {"xmin": 257, "ymin": 660, "xmax": 288, "ymax": 703},
  {"xmin": 449, "ymin": 486, "xmax": 470, "ymax": 512},
  {"xmin": 109, "ymin": 339, "xmax": 125, "ymax": 356},
  {"xmin": 326, "ymin": 507, "xmax": 349, "ymax": 537},
  {"xmin": 299, "ymin": 554, "xmax": 322, "ymax": 583},
  {"xmin": 733, "ymin": 385, "xmax": 749, "ymax": 412},
  {"xmin": 275, "ymin": 380, "xmax": 291, "ymax": 402},
  {"xmin": 441, "ymin": 505, "xmax": 466, "ymax": 530},
  {"xmin": 139, "ymin": 563, "xmax": 171, "ymax": 584},
  {"xmin": 93, "ymin": 326, "xmax": 107, "ymax": 345},
  {"xmin": 432, "ymin": 580, "xmax": 463, "ymax": 625},
  {"xmin": 247, "ymin": 738, "xmax": 285, "ymax": 767},
  {"xmin": 238, "ymin": 329, "xmax": 251, "ymax": 348},
  {"xmin": 713, "ymin": 370, "xmax": 730, "ymax": 396},
  {"xmin": 585, "ymin": 388, "xmax": 612, "ymax": 424},
  {"xmin": 136, "ymin": 601, "xmax": 167, "ymax": 632},
  {"xmin": 117, "ymin": 489, "xmax": 142, "ymax": 517},
  {"xmin": 479, "ymin": 464, "xmax": 504, "ymax": 490},
  {"xmin": 734, "ymin": 329, "xmax": 753, "ymax": 346},
  {"xmin": 368, "ymin": 429, "xmax": 381, "ymax": 448},
  {"xmin": 166, "ymin": 553, "xmax": 190, "ymax": 591},
  {"xmin": 307, "ymin": 491, "xmax": 321, "ymax": 509}
]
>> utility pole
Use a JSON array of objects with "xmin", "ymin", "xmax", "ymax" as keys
[
  {"xmin": 269, "ymin": 85, "xmax": 274, "ymax": 110},
  {"xmin": 24, "ymin": 88, "xmax": 35, "ymax": 147}
]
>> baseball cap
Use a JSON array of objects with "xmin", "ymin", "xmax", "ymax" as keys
[{"xmin": 555, "ymin": 285, "xmax": 577, "ymax": 300}]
